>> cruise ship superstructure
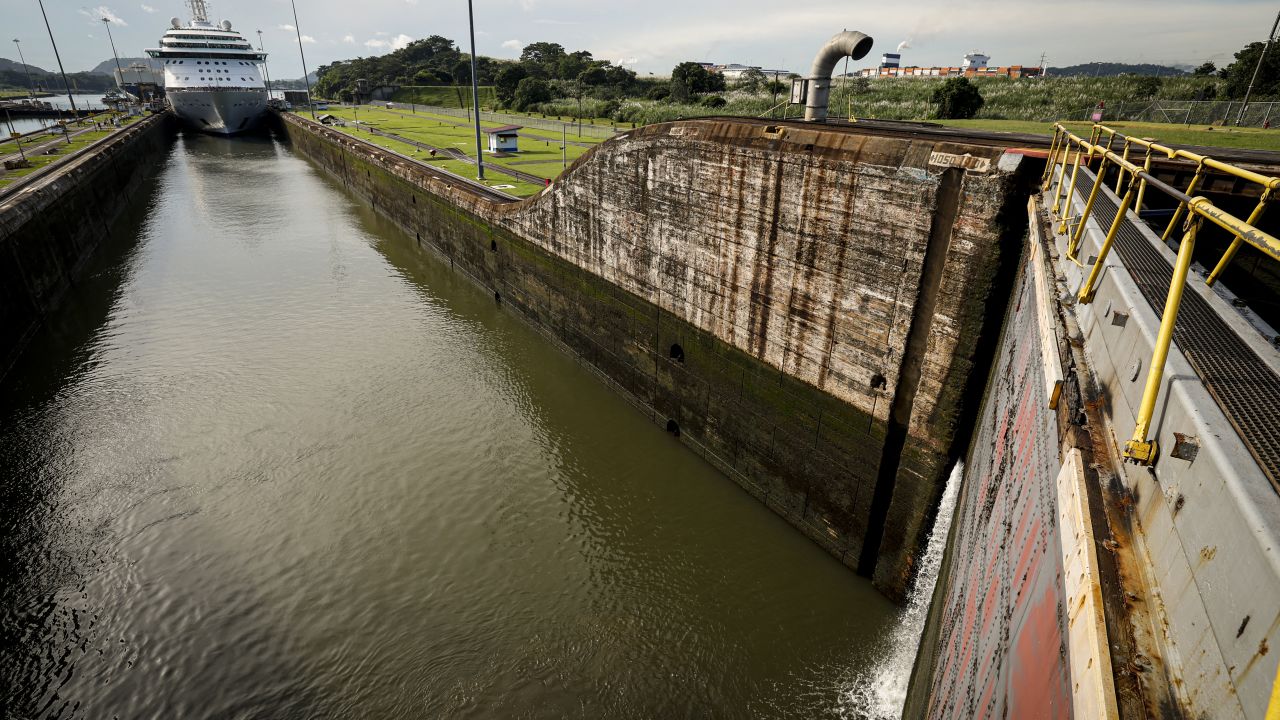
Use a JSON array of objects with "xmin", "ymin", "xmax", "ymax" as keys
[{"xmin": 147, "ymin": 0, "xmax": 267, "ymax": 134}]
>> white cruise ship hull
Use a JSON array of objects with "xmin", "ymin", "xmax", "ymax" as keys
[{"xmin": 168, "ymin": 89, "xmax": 267, "ymax": 135}]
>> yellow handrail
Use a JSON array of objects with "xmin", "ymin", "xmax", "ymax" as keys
[{"xmin": 1048, "ymin": 123, "xmax": 1280, "ymax": 465}]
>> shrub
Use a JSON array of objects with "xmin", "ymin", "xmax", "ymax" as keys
[
  {"xmin": 701, "ymin": 95, "xmax": 727, "ymax": 108},
  {"xmin": 931, "ymin": 77, "xmax": 985, "ymax": 119}
]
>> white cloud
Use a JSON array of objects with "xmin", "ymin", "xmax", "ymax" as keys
[
  {"xmin": 404, "ymin": 0, "xmax": 419, "ymax": 5},
  {"xmin": 501, "ymin": 39, "xmax": 522, "ymax": 50},
  {"xmin": 375, "ymin": 31, "xmax": 389, "ymax": 36},
  {"xmin": 299, "ymin": 35, "xmax": 316, "ymax": 44},
  {"xmin": 278, "ymin": 24, "xmax": 295, "ymax": 31},
  {"xmin": 364, "ymin": 33, "xmax": 414, "ymax": 52},
  {"xmin": 140, "ymin": 3, "xmax": 155, "ymax": 13},
  {"xmin": 342, "ymin": 34, "xmax": 355, "ymax": 44},
  {"xmin": 81, "ymin": 5, "xmax": 128, "ymax": 26}
]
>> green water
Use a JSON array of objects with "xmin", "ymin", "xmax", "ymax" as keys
[{"xmin": 0, "ymin": 131, "xmax": 894, "ymax": 719}]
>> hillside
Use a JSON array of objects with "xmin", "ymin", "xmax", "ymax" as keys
[
  {"xmin": 1046, "ymin": 62, "xmax": 1187, "ymax": 77},
  {"xmin": 89, "ymin": 57, "xmax": 162, "ymax": 75},
  {"xmin": 0, "ymin": 58, "xmax": 48, "ymax": 75}
]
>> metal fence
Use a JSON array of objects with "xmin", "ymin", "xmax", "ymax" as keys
[
  {"xmin": 1080, "ymin": 100, "xmax": 1280, "ymax": 128},
  {"xmin": 379, "ymin": 102, "xmax": 622, "ymax": 140}
]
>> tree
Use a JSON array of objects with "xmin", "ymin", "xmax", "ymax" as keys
[
  {"xmin": 670, "ymin": 61, "xmax": 725, "ymax": 96},
  {"xmin": 931, "ymin": 77, "xmax": 984, "ymax": 119},
  {"xmin": 519, "ymin": 42, "xmax": 566, "ymax": 78},
  {"xmin": 737, "ymin": 67, "xmax": 767, "ymax": 93},
  {"xmin": 1193, "ymin": 62, "xmax": 1217, "ymax": 76},
  {"xmin": 577, "ymin": 65, "xmax": 608, "ymax": 86},
  {"xmin": 494, "ymin": 64, "xmax": 528, "ymax": 107},
  {"xmin": 1222, "ymin": 40, "xmax": 1280, "ymax": 99},
  {"xmin": 1133, "ymin": 75, "xmax": 1163, "ymax": 99},
  {"xmin": 512, "ymin": 76, "xmax": 552, "ymax": 111}
]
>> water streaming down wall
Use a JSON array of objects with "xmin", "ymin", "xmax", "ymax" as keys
[{"xmin": 842, "ymin": 460, "xmax": 962, "ymax": 720}]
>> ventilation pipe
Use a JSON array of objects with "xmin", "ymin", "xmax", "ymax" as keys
[{"xmin": 804, "ymin": 30, "xmax": 874, "ymax": 121}]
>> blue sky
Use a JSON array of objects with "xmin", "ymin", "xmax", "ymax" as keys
[{"xmin": 3, "ymin": 0, "xmax": 1272, "ymax": 79}]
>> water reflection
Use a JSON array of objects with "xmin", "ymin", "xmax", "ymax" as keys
[{"xmin": 0, "ymin": 130, "xmax": 895, "ymax": 718}]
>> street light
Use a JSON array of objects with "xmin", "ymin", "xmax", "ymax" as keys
[
  {"xmin": 256, "ymin": 30, "xmax": 274, "ymax": 101},
  {"xmin": 1236, "ymin": 10, "xmax": 1280, "ymax": 126},
  {"xmin": 12, "ymin": 39, "xmax": 36, "ymax": 98},
  {"xmin": 102, "ymin": 18, "xmax": 125, "ymax": 94},
  {"xmin": 466, "ymin": 0, "xmax": 484, "ymax": 180},
  {"xmin": 289, "ymin": 0, "xmax": 316, "ymax": 120},
  {"xmin": 35, "ymin": 0, "xmax": 77, "ymax": 143}
]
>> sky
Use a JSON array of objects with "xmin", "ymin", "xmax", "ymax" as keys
[{"xmin": 2, "ymin": 0, "xmax": 1274, "ymax": 80}]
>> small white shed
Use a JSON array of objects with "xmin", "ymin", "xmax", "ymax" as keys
[{"xmin": 483, "ymin": 125, "xmax": 522, "ymax": 153}]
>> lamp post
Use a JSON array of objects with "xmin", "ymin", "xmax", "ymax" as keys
[
  {"xmin": 1236, "ymin": 10, "xmax": 1280, "ymax": 126},
  {"xmin": 256, "ymin": 30, "xmax": 274, "ymax": 101},
  {"xmin": 466, "ymin": 0, "xmax": 484, "ymax": 180},
  {"xmin": 102, "ymin": 17, "xmax": 125, "ymax": 99},
  {"xmin": 36, "ymin": 0, "xmax": 76, "ymax": 143},
  {"xmin": 289, "ymin": 0, "xmax": 316, "ymax": 120},
  {"xmin": 13, "ymin": 39, "xmax": 37, "ymax": 98}
]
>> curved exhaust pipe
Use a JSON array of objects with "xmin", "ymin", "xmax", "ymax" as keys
[{"xmin": 805, "ymin": 30, "xmax": 874, "ymax": 121}]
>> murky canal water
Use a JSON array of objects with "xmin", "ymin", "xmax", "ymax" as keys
[{"xmin": 0, "ymin": 131, "xmax": 895, "ymax": 718}]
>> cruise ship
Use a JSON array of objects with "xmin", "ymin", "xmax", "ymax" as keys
[{"xmin": 146, "ymin": 0, "xmax": 267, "ymax": 134}]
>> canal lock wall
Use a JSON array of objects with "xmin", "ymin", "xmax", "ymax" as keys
[
  {"xmin": 0, "ymin": 113, "xmax": 176, "ymax": 378},
  {"xmin": 278, "ymin": 112, "xmax": 1030, "ymax": 601}
]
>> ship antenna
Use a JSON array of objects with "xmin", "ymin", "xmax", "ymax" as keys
[{"xmin": 186, "ymin": 0, "xmax": 209, "ymax": 23}]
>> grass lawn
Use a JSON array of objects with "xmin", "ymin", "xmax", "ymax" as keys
[
  {"xmin": 933, "ymin": 118, "xmax": 1280, "ymax": 152},
  {"xmin": 319, "ymin": 106, "xmax": 597, "ymax": 192},
  {"xmin": 317, "ymin": 115, "xmax": 546, "ymax": 197},
  {"xmin": 0, "ymin": 89, "xmax": 55, "ymax": 99},
  {"xmin": 0, "ymin": 114, "xmax": 141, "ymax": 189}
]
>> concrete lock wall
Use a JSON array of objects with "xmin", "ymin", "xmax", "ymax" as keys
[
  {"xmin": 905, "ymin": 206, "xmax": 1123, "ymax": 719},
  {"xmin": 278, "ymin": 113, "xmax": 1028, "ymax": 599},
  {"xmin": 0, "ymin": 114, "xmax": 176, "ymax": 378}
]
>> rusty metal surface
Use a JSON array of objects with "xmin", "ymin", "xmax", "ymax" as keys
[
  {"xmin": 921, "ymin": 249, "xmax": 1073, "ymax": 718},
  {"xmin": 1074, "ymin": 172, "xmax": 1280, "ymax": 492}
]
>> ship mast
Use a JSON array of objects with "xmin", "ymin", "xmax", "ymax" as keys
[{"xmin": 187, "ymin": 0, "xmax": 209, "ymax": 24}]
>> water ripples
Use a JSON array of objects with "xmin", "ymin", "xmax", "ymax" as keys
[{"xmin": 1, "ymin": 131, "xmax": 896, "ymax": 718}]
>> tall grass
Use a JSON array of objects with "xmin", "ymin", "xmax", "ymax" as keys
[{"xmin": 526, "ymin": 75, "xmax": 1226, "ymax": 126}]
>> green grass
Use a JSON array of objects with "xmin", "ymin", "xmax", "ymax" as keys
[
  {"xmin": 320, "ymin": 106, "xmax": 596, "ymax": 194},
  {"xmin": 390, "ymin": 85, "xmax": 498, "ymax": 109},
  {"xmin": 0, "ymin": 89, "xmax": 55, "ymax": 99},
  {"xmin": 0, "ymin": 113, "xmax": 141, "ymax": 188},
  {"xmin": 933, "ymin": 118, "xmax": 1280, "ymax": 151}
]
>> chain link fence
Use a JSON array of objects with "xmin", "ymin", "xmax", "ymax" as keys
[
  {"xmin": 380, "ymin": 102, "xmax": 622, "ymax": 140},
  {"xmin": 1080, "ymin": 100, "xmax": 1280, "ymax": 128}
]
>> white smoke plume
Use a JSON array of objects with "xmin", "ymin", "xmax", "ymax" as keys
[{"xmin": 896, "ymin": 39, "xmax": 911, "ymax": 52}]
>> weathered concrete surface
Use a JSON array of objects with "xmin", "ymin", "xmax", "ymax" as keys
[
  {"xmin": 278, "ymin": 113, "xmax": 1028, "ymax": 599},
  {"xmin": 0, "ymin": 113, "xmax": 175, "ymax": 378},
  {"xmin": 1050, "ymin": 168, "xmax": 1280, "ymax": 719},
  {"xmin": 904, "ymin": 205, "xmax": 1142, "ymax": 719}
]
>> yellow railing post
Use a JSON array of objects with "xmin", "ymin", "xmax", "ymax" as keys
[
  {"xmin": 1134, "ymin": 148, "xmax": 1153, "ymax": 217},
  {"xmin": 1068, "ymin": 153, "xmax": 1111, "ymax": 259},
  {"xmin": 1042, "ymin": 128, "xmax": 1061, "ymax": 189},
  {"xmin": 1206, "ymin": 188, "xmax": 1273, "ymax": 287},
  {"xmin": 1058, "ymin": 145, "xmax": 1088, "ymax": 234},
  {"xmin": 1051, "ymin": 142, "xmax": 1072, "ymax": 214},
  {"xmin": 1079, "ymin": 185, "xmax": 1138, "ymax": 303},
  {"xmin": 1124, "ymin": 218, "xmax": 1201, "ymax": 465},
  {"xmin": 1162, "ymin": 162, "xmax": 1206, "ymax": 242},
  {"xmin": 1115, "ymin": 140, "xmax": 1132, "ymax": 194}
]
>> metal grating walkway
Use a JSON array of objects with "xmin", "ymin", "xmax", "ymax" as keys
[{"xmin": 1074, "ymin": 172, "xmax": 1280, "ymax": 492}]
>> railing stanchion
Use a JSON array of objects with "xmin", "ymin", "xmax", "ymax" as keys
[
  {"xmin": 1079, "ymin": 185, "xmax": 1137, "ymax": 303},
  {"xmin": 1068, "ymin": 153, "xmax": 1110, "ymax": 259},
  {"xmin": 1206, "ymin": 188, "xmax": 1273, "ymax": 286},
  {"xmin": 1058, "ymin": 145, "xmax": 1088, "ymax": 234},
  {"xmin": 1124, "ymin": 218, "xmax": 1201, "ymax": 465},
  {"xmin": 1162, "ymin": 162, "xmax": 1206, "ymax": 242}
]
